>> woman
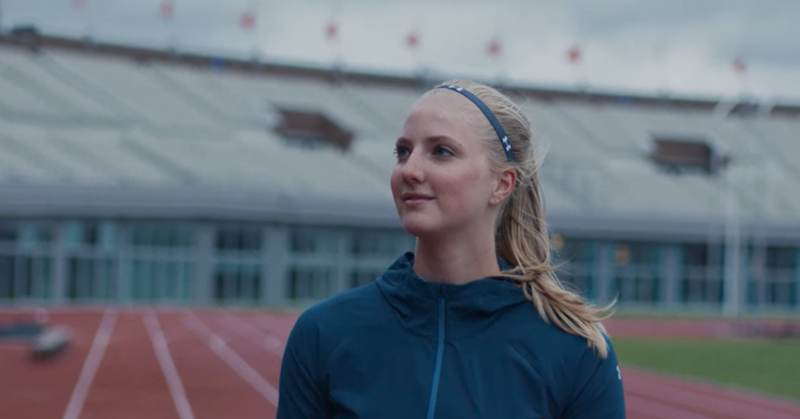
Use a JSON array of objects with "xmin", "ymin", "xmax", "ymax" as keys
[{"xmin": 277, "ymin": 79, "xmax": 625, "ymax": 418}]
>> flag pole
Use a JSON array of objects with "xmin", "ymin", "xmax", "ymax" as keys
[
  {"xmin": 248, "ymin": 0, "xmax": 261, "ymax": 60},
  {"xmin": 0, "ymin": 0, "xmax": 5, "ymax": 34},
  {"xmin": 325, "ymin": 0, "xmax": 343, "ymax": 78},
  {"xmin": 159, "ymin": 1, "xmax": 178, "ymax": 55}
]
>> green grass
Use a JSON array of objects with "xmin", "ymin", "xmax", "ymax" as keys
[{"xmin": 611, "ymin": 337, "xmax": 800, "ymax": 402}]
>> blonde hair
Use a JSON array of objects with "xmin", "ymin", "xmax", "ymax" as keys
[{"xmin": 430, "ymin": 79, "xmax": 616, "ymax": 358}]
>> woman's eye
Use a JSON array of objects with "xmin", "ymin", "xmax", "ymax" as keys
[
  {"xmin": 433, "ymin": 146, "xmax": 453, "ymax": 157},
  {"xmin": 393, "ymin": 146, "xmax": 410, "ymax": 159}
]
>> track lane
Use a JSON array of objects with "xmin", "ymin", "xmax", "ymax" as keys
[
  {"xmin": 158, "ymin": 310, "xmax": 275, "ymax": 419},
  {"xmin": 0, "ymin": 310, "xmax": 104, "ymax": 419},
  {"xmin": 77, "ymin": 310, "xmax": 178, "ymax": 419},
  {"xmin": 623, "ymin": 368, "xmax": 800, "ymax": 418}
]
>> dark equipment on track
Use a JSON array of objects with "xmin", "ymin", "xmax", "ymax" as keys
[{"xmin": 0, "ymin": 319, "xmax": 72, "ymax": 360}]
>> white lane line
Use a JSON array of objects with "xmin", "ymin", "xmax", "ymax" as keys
[
  {"xmin": 61, "ymin": 308, "xmax": 117, "ymax": 419},
  {"xmin": 144, "ymin": 311, "xmax": 196, "ymax": 419},
  {"xmin": 183, "ymin": 312, "xmax": 279, "ymax": 406},
  {"xmin": 217, "ymin": 312, "xmax": 283, "ymax": 356},
  {"xmin": 240, "ymin": 313, "xmax": 287, "ymax": 349}
]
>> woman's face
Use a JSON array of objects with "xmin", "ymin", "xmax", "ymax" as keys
[{"xmin": 391, "ymin": 92, "xmax": 502, "ymax": 238}]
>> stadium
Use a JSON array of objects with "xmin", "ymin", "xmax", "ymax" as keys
[
  {"xmin": 0, "ymin": 27, "xmax": 798, "ymax": 314},
  {"xmin": 1, "ymin": 23, "xmax": 800, "ymax": 419}
]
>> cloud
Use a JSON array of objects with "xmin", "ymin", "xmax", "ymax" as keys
[{"xmin": 1, "ymin": 0, "xmax": 798, "ymax": 100}]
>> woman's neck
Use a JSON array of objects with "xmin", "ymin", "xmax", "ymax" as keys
[{"xmin": 411, "ymin": 230, "xmax": 500, "ymax": 285}]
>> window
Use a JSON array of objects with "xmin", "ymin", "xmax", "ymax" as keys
[
  {"xmin": 0, "ymin": 223, "xmax": 18, "ymax": 243},
  {"xmin": 215, "ymin": 228, "xmax": 261, "ymax": 252},
  {"xmin": 64, "ymin": 220, "xmax": 116, "ymax": 251},
  {"xmin": 64, "ymin": 220, "xmax": 116, "ymax": 302},
  {"xmin": 290, "ymin": 229, "xmax": 338, "ymax": 255},
  {"xmin": 213, "ymin": 262, "xmax": 261, "ymax": 304},
  {"xmin": 130, "ymin": 224, "xmax": 193, "ymax": 249},
  {"xmin": 552, "ymin": 237, "xmax": 596, "ymax": 299},
  {"xmin": 649, "ymin": 136, "xmax": 725, "ymax": 175},
  {"xmin": 350, "ymin": 269, "xmax": 383, "ymax": 289},
  {"xmin": 213, "ymin": 226, "xmax": 263, "ymax": 304},
  {"xmin": 760, "ymin": 246, "xmax": 798, "ymax": 308},
  {"xmin": 612, "ymin": 242, "xmax": 661, "ymax": 304},
  {"xmin": 67, "ymin": 257, "xmax": 116, "ymax": 301},
  {"xmin": 352, "ymin": 231, "xmax": 412, "ymax": 257},
  {"xmin": 127, "ymin": 224, "xmax": 194, "ymax": 303},
  {"xmin": 680, "ymin": 244, "xmax": 723, "ymax": 305},
  {"xmin": 288, "ymin": 268, "xmax": 332, "ymax": 301},
  {"xmin": 0, "ymin": 255, "xmax": 52, "ymax": 301}
]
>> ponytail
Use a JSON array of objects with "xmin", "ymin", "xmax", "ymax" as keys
[{"xmin": 497, "ymin": 166, "xmax": 614, "ymax": 358}]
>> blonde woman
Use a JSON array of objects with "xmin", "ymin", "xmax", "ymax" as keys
[{"xmin": 277, "ymin": 80, "xmax": 625, "ymax": 418}]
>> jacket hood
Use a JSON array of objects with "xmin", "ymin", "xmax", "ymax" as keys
[{"xmin": 375, "ymin": 252, "xmax": 530, "ymax": 339}]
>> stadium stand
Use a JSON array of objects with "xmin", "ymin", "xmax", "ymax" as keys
[{"xmin": 0, "ymin": 29, "xmax": 797, "ymax": 313}]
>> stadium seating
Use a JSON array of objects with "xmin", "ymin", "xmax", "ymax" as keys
[
  {"xmin": 0, "ymin": 41, "xmax": 797, "ymax": 225},
  {"xmin": 0, "ymin": 36, "xmax": 798, "ymax": 311}
]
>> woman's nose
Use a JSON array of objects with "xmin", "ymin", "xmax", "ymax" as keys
[{"xmin": 400, "ymin": 152, "xmax": 425, "ymax": 183}]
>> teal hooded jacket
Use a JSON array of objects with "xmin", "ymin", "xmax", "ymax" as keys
[{"xmin": 277, "ymin": 252, "xmax": 626, "ymax": 418}]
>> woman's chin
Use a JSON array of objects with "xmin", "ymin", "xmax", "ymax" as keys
[{"xmin": 400, "ymin": 215, "xmax": 439, "ymax": 238}]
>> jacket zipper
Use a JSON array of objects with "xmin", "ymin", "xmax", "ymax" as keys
[{"xmin": 426, "ymin": 290, "xmax": 446, "ymax": 419}]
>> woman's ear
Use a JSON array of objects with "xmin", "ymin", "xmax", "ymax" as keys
[{"xmin": 490, "ymin": 167, "xmax": 516, "ymax": 205}]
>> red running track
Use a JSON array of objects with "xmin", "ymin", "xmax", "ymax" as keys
[{"xmin": 0, "ymin": 308, "xmax": 798, "ymax": 419}]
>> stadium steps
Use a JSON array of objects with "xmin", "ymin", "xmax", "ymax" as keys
[
  {"xmin": 214, "ymin": 75, "xmax": 386, "ymax": 139},
  {"xmin": 344, "ymin": 84, "xmax": 419, "ymax": 128},
  {"xmin": 34, "ymin": 52, "xmax": 150, "ymax": 125},
  {"xmin": 0, "ymin": 66, "xmax": 59, "ymax": 115},
  {"xmin": 549, "ymin": 101, "xmax": 624, "ymax": 152},
  {"xmin": 742, "ymin": 119, "xmax": 800, "ymax": 179},
  {"xmin": 0, "ymin": 130, "xmax": 79, "ymax": 183},
  {"xmin": 49, "ymin": 130, "xmax": 176, "ymax": 187},
  {"xmin": 150, "ymin": 65, "xmax": 276, "ymax": 128},
  {"xmin": 1, "ymin": 123, "xmax": 120, "ymax": 186},
  {"xmin": 337, "ymin": 83, "xmax": 406, "ymax": 134},
  {"xmin": 118, "ymin": 132, "xmax": 199, "ymax": 185},
  {"xmin": 148, "ymin": 66, "xmax": 251, "ymax": 128},
  {"xmin": 41, "ymin": 51, "xmax": 230, "ymax": 134},
  {"xmin": 0, "ymin": 46, "xmax": 119, "ymax": 120},
  {"xmin": 0, "ymin": 133, "xmax": 55, "ymax": 183},
  {"xmin": 0, "ymin": 62, "xmax": 87, "ymax": 119}
]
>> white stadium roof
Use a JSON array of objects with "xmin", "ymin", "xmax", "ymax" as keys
[{"xmin": 0, "ymin": 31, "xmax": 798, "ymax": 240}]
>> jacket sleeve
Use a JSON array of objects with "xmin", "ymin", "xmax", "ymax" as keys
[
  {"xmin": 276, "ymin": 311, "xmax": 331, "ymax": 419},
  {"xmin": 561, "ymin": 336, "xmax": 626, "ymax": 419}
]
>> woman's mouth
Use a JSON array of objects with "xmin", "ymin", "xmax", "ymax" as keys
[{"xmin": 401, "ymin": 192, "xmax": 434, "ymax": 205}]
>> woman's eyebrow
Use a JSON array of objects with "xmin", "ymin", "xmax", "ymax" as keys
[{"xmin": 424, "ymin": 135, "xmax": 456, "ymax": 143}]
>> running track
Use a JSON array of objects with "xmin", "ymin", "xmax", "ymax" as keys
[{"xmin": 1, "ymin": 308, "xmax": 799, "ymax": 419}]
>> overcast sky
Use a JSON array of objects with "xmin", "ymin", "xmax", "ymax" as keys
[{"xmin": 2, "ymin": 0, "xmax": 799, "ymax": 102}]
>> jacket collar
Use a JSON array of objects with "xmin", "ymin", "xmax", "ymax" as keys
[{"xmin": 375, "ymin": 252, "xmax": 529, "ymax": 339}]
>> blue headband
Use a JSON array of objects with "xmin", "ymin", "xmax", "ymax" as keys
[{"xmin": 436, "ymin": 84, "xmax": 514, "ymax": 162}]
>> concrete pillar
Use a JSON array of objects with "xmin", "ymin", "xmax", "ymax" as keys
[
  {"xmin": 114, "ymin": 222, "xmax": 129, "ymax": 304},
  {"xmin": 333, "ymin": 230, "xmax": 352, "ymax": 296},
  {"xmin": 594, "ymin": 241, "xmax": 614, "ymax": 305},
  {"xmin": 661, "ymin": 244, "xmax": 681, "ymax": 310},
  {"xmin": 264, "ymin": 225, "xmax": 289, "ymax": 306},
  {"xmin": 51, "ymin": 221, "xmax": 67, "ymax": 306},
  {"xmin": 192, "ymin": 224, "xmax": 215, "ymax": 305}
]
